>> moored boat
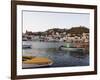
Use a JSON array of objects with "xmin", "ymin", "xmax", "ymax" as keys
[
  {"xmin": 22, "ymin": 45, "xmax": 32, "ymax": 49},
  {"xmin": 59, "ymin": 44, "xmax": 85, "ymax": 51},
  {"xmin": 22, "ymin": 56, "xmax": 53, "ymax": 68},
  {"xmin": 60, "ymin": 46, "xmax": 84, "ymax": 51}
]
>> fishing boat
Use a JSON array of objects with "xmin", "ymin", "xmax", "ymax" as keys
[
  {"xmin": 59, "ymin": 43, "xmax": 84, "ymax": 51},
  {"xmin": 60, "ymin": 46, "xmax": 84, "ymax": 51},
  {"xmin": 22, "ymin": 56, "xmax": 53, "ymax": 68}
]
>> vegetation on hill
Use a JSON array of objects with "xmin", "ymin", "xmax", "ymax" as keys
[
  {"xmin": 46, "ymin": 26, "xmax": 89, "ymax": 34},
  {"xmin": 67, "ymin": 26, "xmax": 89, "ymax": 34},
  {"xmin": 24, "ymin": 26, "xmax": 89, "ymax": 36}
]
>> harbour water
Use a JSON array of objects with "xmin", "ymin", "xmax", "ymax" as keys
[{"xmin": 22, "ymin": 41, "xmax": 89, "ymax": 69}]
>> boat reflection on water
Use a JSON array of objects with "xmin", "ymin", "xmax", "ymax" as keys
[{"xmin": 69, "ymin": 51, "xmax": 89, "ymax": 59}]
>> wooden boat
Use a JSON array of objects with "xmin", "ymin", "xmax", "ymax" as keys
[{"xmin": 22, "ymin": 56, "xmax": 53, "ymax": 68}]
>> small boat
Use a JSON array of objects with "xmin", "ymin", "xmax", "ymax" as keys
[
  {"xmin": 22, "ymin": 45, "xmax": 32, "ymax": 49},
  {"xmin": 61, "ymin": 47, "xmax": 84, "ymax": 51},
  {"xmin": 59, "ymin": 45, "xmax": 84, "ymax": 51},
  {"xmin": 22, "ymin": 56, "xmax": 53, "ymax": 68}
]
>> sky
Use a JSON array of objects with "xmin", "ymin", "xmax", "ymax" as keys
[{"xmin": 22, "ymin": 10, "xmax": 90, "ymax": 33}]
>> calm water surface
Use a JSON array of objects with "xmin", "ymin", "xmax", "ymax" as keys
[{"xmin": 22, "ymin": 41, "xmax": 89, "ymax": 68}]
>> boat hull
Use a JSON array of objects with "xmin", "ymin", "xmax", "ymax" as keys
[
  {"xmin": 22, "ymin": 45, "xmax": 32, "ymax": 49},
  {"xmin": 22, "ymin": 56, "xmax": 53, "ymax": 68},
  {"xmin": 22, "ymin": 62, "xmax": 53, "ymax": 69},
  {"xmin": 60, "ymin": 47, "xmax": 84, "ymax": 51}
]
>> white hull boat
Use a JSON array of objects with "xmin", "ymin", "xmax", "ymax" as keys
[{"xmin": 60, "ymin": 47, "xmax": 84, "ymax": 51}]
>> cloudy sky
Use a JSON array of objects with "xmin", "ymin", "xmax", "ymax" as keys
[{"xmin": 22, "ymin": 10, "xmax": 90, "ymax": 33}]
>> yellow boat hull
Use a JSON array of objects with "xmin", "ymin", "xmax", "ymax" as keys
[{"xmin": 22, "ymin": 56, "xmax": 53, "ymax": 68}]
